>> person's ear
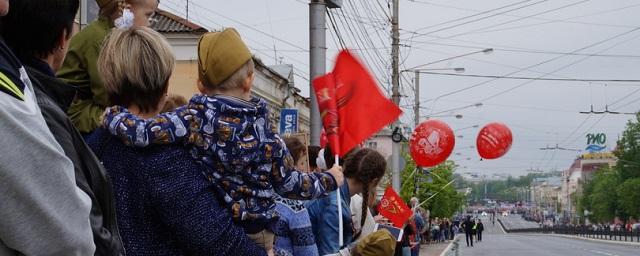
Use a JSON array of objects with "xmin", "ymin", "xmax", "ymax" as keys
[
  {"xmin": 58, "ymin": 28, "xmax": 70, "ymax": 51},
  {"xmin": 242, "ymin": 72, "xmax": 255, "ymax": 92}
]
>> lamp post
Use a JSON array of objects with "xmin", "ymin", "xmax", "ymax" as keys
[{"xmin": 403, "ymin": 68, "xmax": 465, "ymax": 127}]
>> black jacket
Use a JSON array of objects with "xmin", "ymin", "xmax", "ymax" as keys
[
  {"xmin": 27, "ymin": 65, "xmax": 125, "ymax": 256},
  {"xmin": 462, "ymin": 219, "xmax": 474, "ymax": 233},
  {"xmin": 477, "ymin": 222, "xmax": 484, "ymax": 232}
]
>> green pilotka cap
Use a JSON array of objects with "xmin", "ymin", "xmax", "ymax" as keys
[
  {"xmin": 95, "ymin": 0, "xmax": 115, "ymax": 8},
  {"xmin": 355, "ymin": 229, "xmax": 397, "ymax": 256},
  {"xmin": 197, "ymin": 28, "xmax": 252, "ymax": 87}
]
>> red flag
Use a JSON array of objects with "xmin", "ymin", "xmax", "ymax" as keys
[
  {"xmin": 313, "ymin": 73, "xmax": 341, "ymax": 156},
  {"xmin": 313, "ymin": 50, "xmax": 402, "ymax": 157},
  {"xmin": 377, "ymin": 186, "xmax": 413, "ymax": 228},
  {"xmin": 320, "ymin": 128, "xmax": 328, "ymax": 149}
]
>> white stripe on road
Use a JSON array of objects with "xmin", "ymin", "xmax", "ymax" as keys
[{"xmin": 588, "ymin": 249, "xmax": 618, "ymax": 256}]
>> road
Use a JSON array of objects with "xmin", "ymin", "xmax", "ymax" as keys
[{"xmin": 449, "ymin": 216, "xmax": 639, "ymax": 256}]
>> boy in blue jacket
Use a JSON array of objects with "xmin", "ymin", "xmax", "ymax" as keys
[{"xmin": 101, "ymin": 28, "xmax": 343, "ymax": 253}]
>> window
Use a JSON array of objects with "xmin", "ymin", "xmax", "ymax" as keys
[{"xmin": 366, "ymin": 141, "xmax": 377, "ymax": 149}]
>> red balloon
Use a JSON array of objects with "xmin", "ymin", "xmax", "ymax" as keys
[
  {"xmin": 409, "ymin": 120, "xmax": 455, "ymax": 167},
  {"xmin": 476, "ymin": 122, "xmax": 513, "ymax": 159}
]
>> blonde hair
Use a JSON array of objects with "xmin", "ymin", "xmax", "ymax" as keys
[
  {"xmin": 98, "ymin": 27, "xmax": 174, "ymax": 112},
  {"xmin": 214, "ymin": 58, "xmax": 255, "ymax": 91}
]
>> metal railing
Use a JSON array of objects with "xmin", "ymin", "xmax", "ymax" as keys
[{"xmin": 500, "ymin": 220, "xmax": 640, "ymax": 243}]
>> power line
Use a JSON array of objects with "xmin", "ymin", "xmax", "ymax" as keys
[
  {"xmin": 161, "ymin": 2, "xmax": 312, "ymax": 75},
  {"xmin": 562, "ymin": 114, "xmax": 607, "ymax": 147},
  {"xmin": 326, "ymin": 10, "xmax": 346, "ymax": 49},
  {"xmin": 413, "ymin": 72, "xmax": 640, "ymax": 83},
  {"xmin": 466, "ymin": 2, "xmax": 640, "ymax": 34},
  {"xmin": 409, "ymin": 40, "xmax": 640, "ymax": 58},
  {"xmin": 407, "ymin": 0, "xmax": 550, "ymax": 39},
  {"xmin": 412, "ymin": 0, "xmax": 590, "ymax": 44},
  {"xmin": 424, "ymin": 26, "xmax": 640, "ymax": 109},
  {"xmin": 445, "ymin": 0, "xmax": 594, "ymax": 40},
  {"xmin": 187, "ymin": 1, "xmax": 308, "ymax": 51},
  {"xmin": 406, "ymin": 0, "xmax": 635, "ymax": 32},
  {"xmin": 332, "ymin": 7, "xmax": 388, "ymax": 89},
  {"xmin": 407, "ymin": 0, "xmax": 535, "ymax": 34}
]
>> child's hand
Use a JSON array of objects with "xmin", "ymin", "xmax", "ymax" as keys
[{"xmin": 326, "ymin": 165, "xmax": 344, "ymax": 187}]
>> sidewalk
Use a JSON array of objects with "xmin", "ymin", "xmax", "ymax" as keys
[{"xmin": 419, "ymin": 235, "xmax": 460, "ymax": 256}]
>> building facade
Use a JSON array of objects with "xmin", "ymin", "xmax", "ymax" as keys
[
  {"xmin": 559, "ymin": 152, "xmax": 617, "ymax": 223},
  {"xmin": 148, "ymin": 9, "xmax": 311, "ymax": 133}
]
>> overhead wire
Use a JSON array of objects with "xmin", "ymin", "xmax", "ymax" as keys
[
  {"xmin": 187, "ymin": 1, "xmax": 308, "ymax": 51},
  {"xmin": 406, "ymin": 0, "xmax": 634, "ymax": 32},
  {"xmin": 410, "ymin": 40, "xmax": 640, "ymax": 58},
  {"xmin": 405, "ymin": 0, "xmax": 550, "ymax": 40},
  {"xmin": 331, "ymin": 6, "xmax": 389, "ymax": 89},
  {"xmin": 465, "ymin": 2, "xmax": 640, "ymax": 35},
  {"xmin": 423, "ymin": 26, "xmax": 640, "ymax": 111},
  {"xmin": 326, "ymin": 9, "xmax": 347, "ymax": 49},
  {"xmin": 410, "ymin": 72, "xmax": 640, "ymax": 83},
  {"xmin": 412, "ymin": 0, "xmax": 591, "ymax": 46},
  {"xmin": 407, "ymin": 0, "xmax": 535, "ymax": 34},
  {"xmin": 161, "ymin": 2, "xmax": 313, "ymax": 82}
]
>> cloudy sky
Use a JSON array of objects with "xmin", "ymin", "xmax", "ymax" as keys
[{"xmin": 160, "ymin": 0, "xmax": 640, "ymax": 177}]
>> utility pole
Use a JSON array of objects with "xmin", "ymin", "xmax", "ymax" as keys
[
  {"xmin": 186, "ymin": 0, "xmax": 189, "ymax": 20},
  {"xmin": 309, "ymin": 0, "xmax": 326, "ymax": 146},
  {"xmin": 414, "ymin": 70, "xmax": 420, "ymax": 127},
  {"xmin": 391, "ymin": 0, "xmax": 401, "ymax": 192}
]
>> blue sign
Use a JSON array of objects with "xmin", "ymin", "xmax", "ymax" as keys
[{"xmin": 279, "ymin": 109, "xmax": 298, "ymax": 134}]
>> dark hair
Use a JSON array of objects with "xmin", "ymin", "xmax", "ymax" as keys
[
  {"xmin": 307, "ymin": 145, "xmax": 321, "ymax": 169},
  {"xmin": 0, "ymin": 0, "xmax": 79, "ymax": 59},
  {"xmin": 343, "ymin": 148, "xmax": 387, "ymax": 229},
  {"xmin": 324, "ymin": 146, "xmax": 359, "ymax": 168},
  {"xmin": 283, "ymin": 136, "xmax": 307, "ymax": 164}
]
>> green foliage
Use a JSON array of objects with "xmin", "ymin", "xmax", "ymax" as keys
[
  {"xmin": 617, "ymin": 178, "xmax": 640, "ymax": 219},
  {"xmin": 399, "ymin": 154, "xmax": 464, "ymax": 218},
  {"xmin": 462, "ymin": 172, "xmax": 552, "ymax": 203},
  {"xmin": 587, "ymin": 170, "xmax": 619, "ymax": 222},
  {"xmin": 615, "ymin": 114, "xmax": 640, "ymax": 180}
]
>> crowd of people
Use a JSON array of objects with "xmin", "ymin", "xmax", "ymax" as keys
[{"xmin": 0, "ymin": 0, "xmax": 462, "ymax": 255}]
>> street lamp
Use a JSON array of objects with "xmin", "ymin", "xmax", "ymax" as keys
[
  {"xmin": 423, "ymin": 113, "xmax": 463, "ymax": 119},
  {"xmin": 405, "ymin": 48, "xmax": 493, "ymax": 71}
]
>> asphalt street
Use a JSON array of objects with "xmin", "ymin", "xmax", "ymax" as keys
[{"xmin": 449, "ymin": 216, "xmax": 640, "ymax": 256}]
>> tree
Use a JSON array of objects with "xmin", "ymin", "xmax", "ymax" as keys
[
  {"xmin": 615, "ymin": 114, "xmax": 640, "ymax": 180},
  {"xmin": 586, "ymin": 170, "xmax": 620, "ymax": 223},
  {"xmin": 617, "ymin": 178, "xmax": 640, "ymax": 220},
  {"xmin": 399, "ymin": 154, "xmax": 464, "ymax": 218}
]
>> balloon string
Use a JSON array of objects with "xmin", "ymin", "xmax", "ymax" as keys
[
  {"xmin": 416, "ymin": 179, "xmax": 455, "ymax": 208},
  {"xmin": 400, "ymin": 167, "xmax": 419, "ymax": 189}
]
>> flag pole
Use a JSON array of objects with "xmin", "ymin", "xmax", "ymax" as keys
[{"xmin": 335, "ymin": 154, "xmax": 343, "ymax": 247}]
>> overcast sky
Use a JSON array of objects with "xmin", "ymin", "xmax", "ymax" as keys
[{"xmin": 160, "ymin": 0, "xmax": 640, "ymax": 177}]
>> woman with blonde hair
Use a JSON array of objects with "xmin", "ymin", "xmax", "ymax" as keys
[
  {"xmin": 58, "ymin": 0, "xmax": 159, "ymax": 134},
  {"xmin": 86, "ymin": 27, "xmax": 266, "ymax": 255}
]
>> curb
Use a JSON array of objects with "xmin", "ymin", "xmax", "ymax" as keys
[
  {"xmin": 439, "ymin": 234, "xmax": 462, "ymax": 256},
  {"xmin": 522, "ymin": 233, "xmax": 640, "ymax": 247}
]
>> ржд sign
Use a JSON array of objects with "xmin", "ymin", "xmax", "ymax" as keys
[{"xmin": 279, "ymin": 109, "xmax": 298, "ymax": 134}]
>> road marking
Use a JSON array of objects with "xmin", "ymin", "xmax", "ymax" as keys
[{"xmin": 588, "ymin": 249, "xmax": 618, "ymax": 256}]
